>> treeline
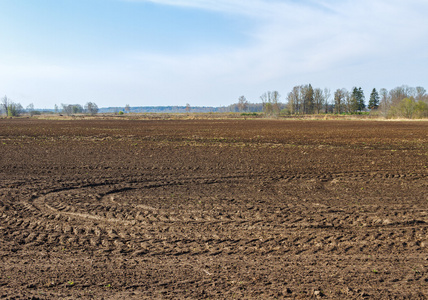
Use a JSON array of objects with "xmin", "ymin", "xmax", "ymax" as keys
[
  {"xmin": 230, "ymin": 85, "xmax": 428, "ymax": 118},
  {"xmin": 99, "ymin": 106, "xmax": 224, "ymax": 114},
  {"xmin": 0, "ymin": 96, "xmax": 24, "ymax": 117},
  {"xmin": 1, "ymin": 85, "xmax": 427, "ymax": 118},
  {"xmin": 0, "ymin": 97, "xmax": 99, "ymax": 117},
  {"xmin": 60, "ymin": 103, "xmax": 99, "ymax": 116},
  {"xmin": 376, "ymin": 86, "xmax": 428, "ymax": 118}
]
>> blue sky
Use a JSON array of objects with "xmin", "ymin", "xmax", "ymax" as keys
[{"xmin": 1, "ymin": 0, "xmax": 427, "ymax": 108}]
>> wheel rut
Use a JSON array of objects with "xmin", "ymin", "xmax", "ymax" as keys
[{"xmin": 1, "ymin": 170, "xmax": 423, "ymax": 258}]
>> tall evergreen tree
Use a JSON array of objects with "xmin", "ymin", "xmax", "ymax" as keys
[
  {"xmin": 368, "ymin": 88, "xmax": 380, "ymax": 109},
  {"xmin": 357, "ymin": 87, "xmax": 365, "ymax": 111},
  {"xmin": 351, "ymin": 87, "xmax": 359, "ymax": 112}
]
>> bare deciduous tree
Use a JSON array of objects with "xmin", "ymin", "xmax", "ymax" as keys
[
  {"xmin": 286, "ymin": 92, "xmax": 295, "ymax": 115},
  {"xmin": 416, "ymin": 87, "xmax": 427, "ymax": 102},
  {"xmin": 27, "ymin": 103, "xmax": 36, "ymax": 117},
  {"xmin": 379, "ymin": 88, "xmax": 390, "ymax": 117},
  {"xmin": 260, "ymin": 91, "xmax": 281, "ymax": 116},
  {"xmin": 323, "ymin": 88, "xmax": 331, "ymax": 113},
  {"xmin": 301, "ymin": 84, "xmax": 314, "ymax": 114},
  {"xmin": 334, "ymin": 88, "xmax": 347, "ymax": 114},
  {"xmin": 185, "ymin": 103, "xmax": 191, "ymax": 113},
  {"xmin": 313, "ymin": 88, "xmax": 324, "ymax": 114},
  {"xmin": 85, "ymin": 102, "xmax": 99, "ymax": 115},
  {"xmin": 1, "ymin": 96, "xmax": 9, "ymax": 115},
  {"xmin": 237, "ymin": 95, "xmax": 248, "ymax": 112},
  {"xmin": 271, "ymin": 91, "xmax": 281, "ymax": 115},
  {"xmin": 292, "ymin": 86, "xmax": 302, "ymax": 114}
]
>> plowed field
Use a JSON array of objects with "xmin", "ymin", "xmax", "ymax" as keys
[{"xmin": 0, "ymin": 118, "xmax": 427, "ymax": 299}]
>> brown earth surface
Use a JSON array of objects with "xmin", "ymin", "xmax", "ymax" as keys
[{"xmin": 0, "ymin": 118, "xmax": 427, "ymax": 299}]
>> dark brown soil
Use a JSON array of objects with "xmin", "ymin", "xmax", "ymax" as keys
[{"xmin": 0, "ymin": 118, "xmax": 427, "ymax": 299}]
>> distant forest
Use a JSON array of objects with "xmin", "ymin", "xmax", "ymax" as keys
[
  {"xmin": 99, "ymin": 106, "xmax": 226, "ymax": 114},
  {"xmin": 1, "ymin": 84, "xmax": 427, "ymax": 119}
]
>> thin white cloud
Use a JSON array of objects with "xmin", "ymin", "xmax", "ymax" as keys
[
  {"xmin": 124, "ymin": 0, "xmax": 277, "ymax": 17},
  {"xmin": 128, "ymin": 0, "xmax": 428, "ymax": 77},
  {"xmin": 123, "ymin": 0, "xmax": 428, "ymax": 104}
]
